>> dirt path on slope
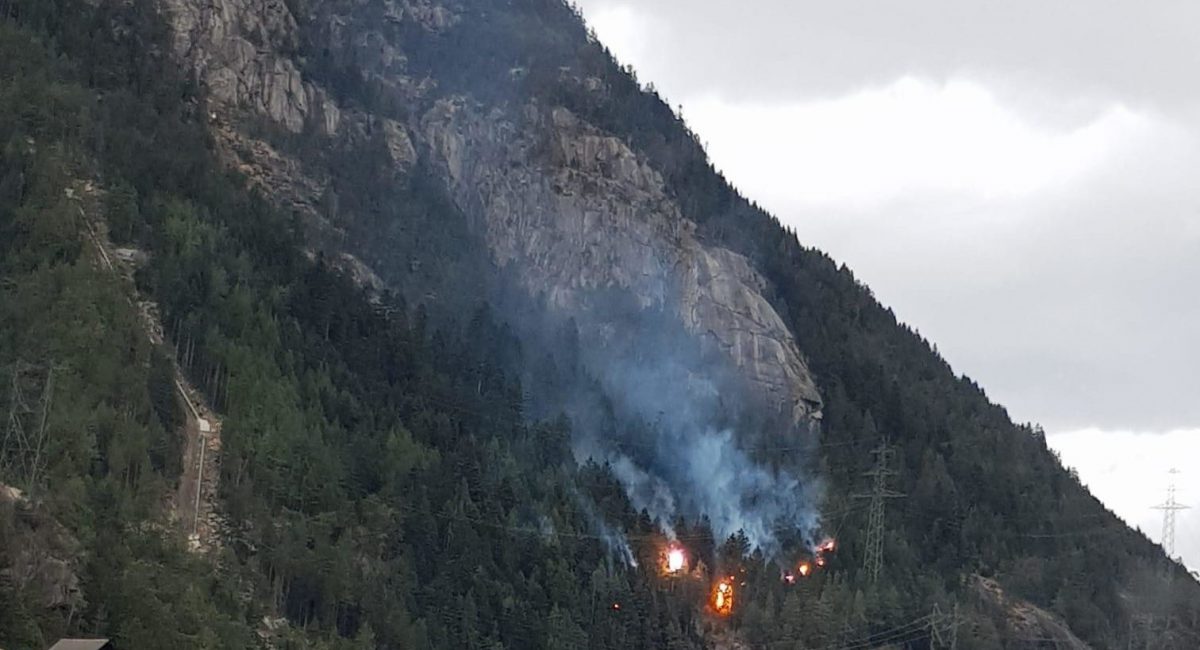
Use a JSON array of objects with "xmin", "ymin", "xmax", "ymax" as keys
[
  {"xmin": 72, "ymin": 180, "xmax": 224, "ymax": 554},
  {"xmin": 174, "ymin": 377, "xmax": 224, "ymax": 553}
]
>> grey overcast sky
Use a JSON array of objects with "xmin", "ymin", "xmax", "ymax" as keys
[{"xmin": 573, "ymin": 0, "xmax": 1200, "ymax": 571}]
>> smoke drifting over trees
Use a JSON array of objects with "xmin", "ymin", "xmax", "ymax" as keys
[{"xmin": 499, "ymin": 282, "xmax": 824, "ymax": 557}]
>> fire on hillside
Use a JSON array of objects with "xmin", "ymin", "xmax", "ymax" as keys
[
  {"xmin": 711, "ymin": 578, "xmax": 734, "ymax": 616},
  {"xmin": 783, "ymin": 537, "xmax": 838, "ymax": 583},
  {"xmin": 660, "ymin": 543, "xmax": 688, "ymax": 576}
]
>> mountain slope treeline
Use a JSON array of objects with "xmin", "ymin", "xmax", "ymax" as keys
[
  {"xmin": 0, "ymin": 3, "xmax": 712, "ymax": 649},
  {"xmin": 283, "ymin": 0, "xmax": 1200, "ymax": 643},
  {"xmin": 0, "ymin": 1, "xmax": 1197, "ymax": 649}
]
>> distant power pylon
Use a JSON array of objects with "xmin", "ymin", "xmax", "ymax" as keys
[
  {"xmin": 1153, "ymin": 468, "xmax": 1189, "ymax": 561},
  {"xmin": 853, "ymin": 439, "xmax": 905, "ymax": 582},
  {"xmin": 1, "ymin": 362, "xmax": 55, "ymax": 492},
  {"xmin": 930, "ymin": 602, "xmax": 960, "ymax": 650}
]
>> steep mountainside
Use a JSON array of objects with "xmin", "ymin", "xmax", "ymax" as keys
[
  {"xmin": 1, "ymin": 0, "xmax": 1199, "ymax": 649},
  {"xmin": 159, "ymin": 0, "xmax": 824, "ymax": 427}
]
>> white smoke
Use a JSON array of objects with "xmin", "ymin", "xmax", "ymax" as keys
[
  {"xmin": 494, "ymin": 260, "xmax": 825, "ymax": 558},
  {"xmin": 573, "ymin": 489, "xmax": 638, "ymax": 567},
  {"xmin": 574, "ymin": 329, "xmax": 824, "ymax": 556}
]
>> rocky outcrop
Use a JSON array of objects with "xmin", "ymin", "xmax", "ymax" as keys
[
  {"xmin": 159, "ymin": 0, "xmax": 455, "ymax": 135},
  {"xmin": 380, "ymin": 118, "xmax": 418, "ymax": 170},
  {"xmin": 212, "ymin": 117, "xmax": 327, "ymax": 215},
  {"xmin": 972, "ymin": 575, "xmax": 1092, "ymax": 649},
  {"xmin": 164, "ymin": 0, "xmax": 314, "ymax": 132},
  {"xmin": 0, "ymin": 485, "xmax": 85, "ymax": 614},
  {"xmin": 420, "ymin": 100, "xmax": 822, "ymax": 420},
  {"xmin": 152, "ymin": 0, "xmax": 823, "ymax": 423}
]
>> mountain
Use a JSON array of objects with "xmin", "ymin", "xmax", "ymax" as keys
[{"xmin": 1, "ymin": 0, "xmax": 1198, "ymax": 649}]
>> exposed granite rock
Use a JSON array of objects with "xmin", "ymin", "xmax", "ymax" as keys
[
  {"xmin": 420, "ymin": 100, "xmax": 822, "ymax": 420},
  {"xmin": 333, "ymin": 252, "xmax": 386, "ymax": 294},
  {"xmin": 159, "ymin": 0, "xmax": 454, "ymax": 133},
  {"xmin": 211, "ymin": 117, "xmax": 327, "ymax": 217},
  {"xmin": 163, "ymin": 0, "xmax": 310, "ymax": 131},
  {"xmin": 972, "ymin": 575, "xmax": 1092, "ymax": 649},
  {"xmin": 154, "ymin": 0, "xmax": 823, "ymax": 422},
  {"xmin": 0, "ymin": 485, "xmax": 84, "ymax": 613},
  {"xmin": 313, "ymin": 90, "xmax": 342, "ymax": 136},
  {"xmin": 406, "ymin": 0, "xmax": 458, "ymax": 31},
  {"xmin": 380, "ymin": 118, "xmax": 417, "ymax": 170}
]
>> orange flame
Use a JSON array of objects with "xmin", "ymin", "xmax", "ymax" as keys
[
  {"xmin": 667, "ymin": 547, "xmax": 686, "ymax": 573},
  {"xmin": 782, "ymin": 537, "xmax": 836, "ymax": 585},
  {"xmin": 712, "ymin": 579, "xmax": 735, "ymax": 616}
]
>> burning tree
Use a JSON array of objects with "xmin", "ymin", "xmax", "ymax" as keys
[
  {"xmin": 655, "ymin": 541, "xmax": 690, "ymax": 577},
  {"xmin": 711, "ymin": 578, "xmax": 735, "ymax": 617},
  {"xmin": 668, "ymin": 547, "xmax": 686, "ymax": 572}
]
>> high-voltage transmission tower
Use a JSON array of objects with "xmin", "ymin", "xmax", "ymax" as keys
[
  {"xmin": 1, "ymin": 362, "xmax": 55, "ymax": 492},
  {"xmin": 930, "ymin": 603, "xmax": 960, "ymax": 650},
  {"xmin": 853, "ymin": 439, "xmax": 905, "ymax": 582},
  {"xmin": 1152, "ymin": 472, "xmax": 1190, "ymax": 587},
  {"xmin": 1152, "ymin": 468, "xmax": 1188, "ymax": 581}
]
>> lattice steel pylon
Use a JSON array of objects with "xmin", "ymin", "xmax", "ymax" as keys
[
  {"xmin": 853, "ymin": 440, "xmax": 905, "ymax": 582},
  {"xmin": 0, "ymin": 362, "xmax": 54, "ymax": 491},
  {"xmin": 930, "ymin": 602, "xmax": 960, "ymax": 650},
  {"xmin": 1153, "ymin": 469, "xmax": 1188, "ymax": 560}
]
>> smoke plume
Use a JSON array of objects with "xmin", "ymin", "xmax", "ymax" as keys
[
  {"xmin": 492, "ymin": 252, "xmax": 823, "ymax": 557},
  {"xmin": 523, "ymin": 292, "xmax": 826, "ymax": 556}
]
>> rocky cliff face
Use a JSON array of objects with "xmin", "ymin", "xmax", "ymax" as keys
[
  {"xmin": 166, "ymin": 0, "xmax": 318, "ymax": 133},
  {"xmin": 972, "ymin": 576, "xmax": 1093, "ymax": 649},
  {"xmin": 153, "ymin": 0, "xmax": 822, "ymax": 424},
  {"xmin": 420, "ymin": 100, "xmax": 822, "ymax": 421},
  {"xmin": 0, "ymin": 486, "xmax": 84, "ymax": 616}
]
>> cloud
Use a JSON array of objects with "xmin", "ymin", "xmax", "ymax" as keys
[
  {"xmin": 684, "ymin": 77, "xmax": 1150, "ymax": 208},
  {"xmin": 577, "ymin": 0, "xmax": 1200, "ymax": 113},
  {"xmin": 697, "ymin": 94, "xmax": 1200, "ymax": 433},
  {"xmin": 583, "ymin": 4, "xmax": 649, "ymax": 69}
]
